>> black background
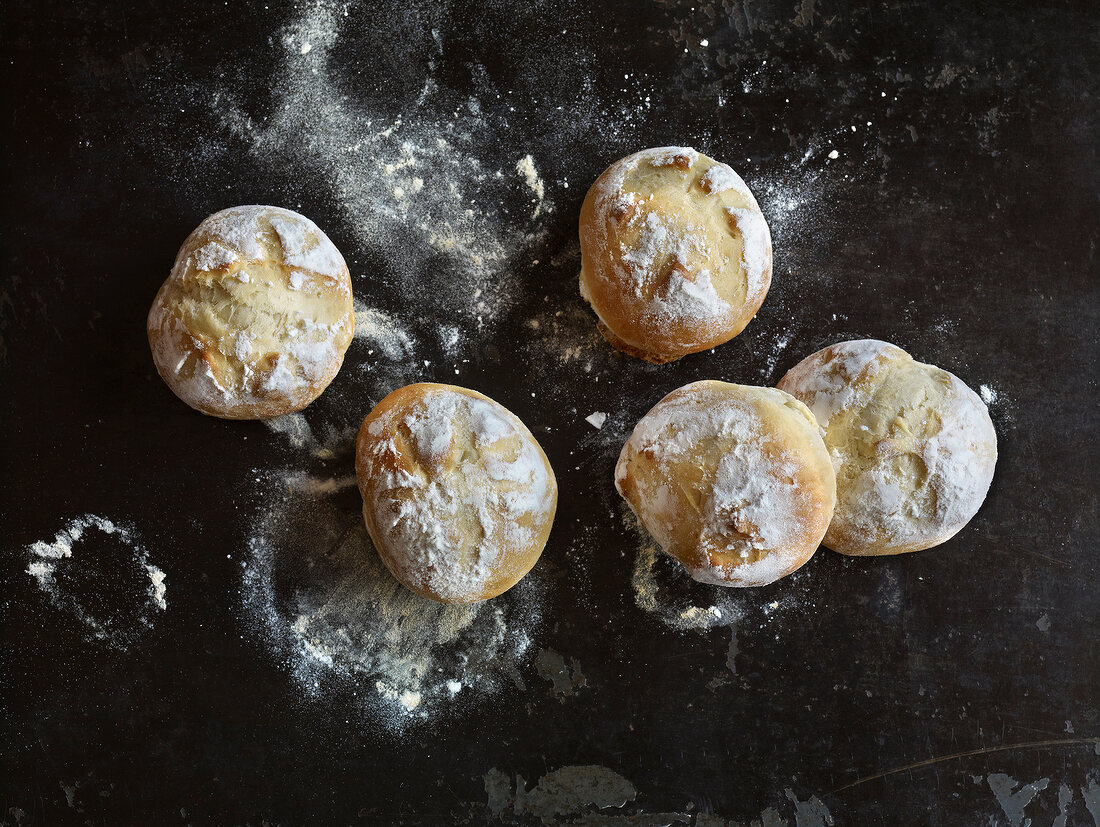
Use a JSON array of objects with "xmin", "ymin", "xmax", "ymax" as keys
[{"xmin": 2, "ymin": 1, "xmax": 1098, "ymax": 825}]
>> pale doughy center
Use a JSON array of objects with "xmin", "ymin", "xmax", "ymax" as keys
[
  {"xmin": 615, "ymin": 158, "xmax": 759, "ymax": 316},
  {"xmin": 166, "ymin": 250, "xmax": 347, "ymax": 396}
]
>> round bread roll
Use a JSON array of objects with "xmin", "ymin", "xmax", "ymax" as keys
[
  {"xmin": 355, "ymin": 383, "xmax": 558, "ymax": 604},
  {"xmin": 147, "ymin": 205, "xmax": 354, "ymax": 419},
  {"xmin": 579, "ymin": 147, "xmax": 772, "ymax": 364},
  {"xmin": 776, "ymin": 340, "xmax": 997, "ymax": 556},
  {"xmin": 615, "ymin": 381, "xmax": 836, "ymax": 587}
]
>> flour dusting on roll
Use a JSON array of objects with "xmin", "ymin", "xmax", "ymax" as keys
[
  {"xmin": 616, "ymin": 381, "xmax": 835, "ymax": 587},
  {"xmin": 147, "ymin": 205, "xmax": 354, "ymax": 419},
  {"xmin": 579, "ymin": 147, "xmax": 772, "ymax": 364},
  {"xmin": 777, "ymin": 339, "xmax": 997, "ymax": 556},
  {"xmin": 356, "ymin": 384, "xmax": 557, "ymax": 604}
]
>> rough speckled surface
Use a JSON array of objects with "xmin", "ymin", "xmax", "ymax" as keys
[{"xmin": 1, "ymin": 1, "xmax": 1097, "ymax": 825}]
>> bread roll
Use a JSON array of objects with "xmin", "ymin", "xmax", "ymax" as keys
[
  {"xmin": 355, "ymin": 383, "xmax": 557, "ymax": 604},
  {"xmin": 579, "ymin": 147, "xmax": 772, "ymax": 364},
  {"xmin": 616, "ymin": 381, "xmax": 835, "ymax": 587},
  {"xmin": 776, "ymin": 340, "xmax": 997, "ymax": 556},
  {"xmin": 147, "ymin": 205, "xmax": 354, "ymax": 419}
]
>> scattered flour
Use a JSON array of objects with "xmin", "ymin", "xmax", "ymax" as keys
[
  {"xmin": 624, "ymin": 502, "xmax": 806, "ymax": 674},
  {"xmin": 352, "ymin": 300, "xmax": 417, "ymax": 359},
  {"xmin": 215, "ymin": 2, "xmax": 554, "ymax": 334},
  {"xmin": 264, "ymin": 412, "xmax": 324, "ymax": 455},
  {"xmin": 24, "ymin": 515, "xmax": 167, "ymax": 649},
  {"xmin": 241, "ymin": 468, "xmax": 543, "ymax": 726},
  {"xmin": 749, "ymin": 145, "xmax": 853, "ymax": 259},
  {"xmin": 516, "ymin": 154, "xmax": 548, "ymax": 219},
  {"xmin": 630, "ymin": 540, "xmax": 744, "ymax": 633}
]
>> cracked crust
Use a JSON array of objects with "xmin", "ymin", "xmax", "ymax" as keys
[
  {"xmin": 777, "ymin": 340, "xmax": 998, "ymax": 556},
  {"xmin": 355, "ymin": 383, "xmax": 558, "ymax": 604},
  {"xmin": 147, "ymin": 205, "xmax": 354, "ymax": 419},
  {"xmin": 578, "ymin": 147, "xmax": 772, "ymax": 364}
]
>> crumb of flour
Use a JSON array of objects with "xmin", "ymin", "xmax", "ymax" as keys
[
  {"xmin": 630, "ymin": 542, "xmax": 744, "ymax": 633},
  {"xmin": 352, "ymin": 300, "xmax": 417, "ymax": 360},
  {"xmin": 515, "ymin": 154, "xmax": 549, "ymax": 219},
  {"xmin": 621, "ymin": 504, "xmax": 805, "ymax": 641},
  {"xmin": 585, "ymin": 411, "xmax": 608, "ymax": 429}
]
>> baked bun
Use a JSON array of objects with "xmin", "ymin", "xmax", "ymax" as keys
[
  {"xmin": 579, "ymin": 147, "xmax": 772, "ymax": 364},
  {"xmin": 147, "ymin": 205, "xmax": 354, "ymax": 419},
  {"xmin": 615, "ymin": 381, "xmax": 835, "ymax": 587},
  {"xmin": 355, "ymin": 383, "xmax": 557, "ymax": 604},
  {"xmin": 776, "ymin": 340, "xmax": 997, "ymax": 556}
]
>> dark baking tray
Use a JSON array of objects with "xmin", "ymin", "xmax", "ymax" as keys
[{"xmin": 2, "ymin": 1, "xmax": 1097, "ymax": 824}]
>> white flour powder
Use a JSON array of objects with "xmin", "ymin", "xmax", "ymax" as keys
[
  {"xmin": 24, "ymin": 515, "xmax": 168, "ymax": 650},
  {"xmin": 241, "ymin": 468, "xmax": 543, "ymax": 727},
  {"xmin": 214, "ymin": 2, "xmax": 555, "ymax": 334}
]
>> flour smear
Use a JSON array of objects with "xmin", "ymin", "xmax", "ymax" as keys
[
  {"xmin": 241, "ymin": 466, "xmax": 543, "ymax": 727},
  {"xmin": 24, "ymin": 515, "xmax": 168, "ymax": 650},
  {"xmin": 214, "ymin": 1, "xmax": 554, "ymax": 333},
  {"xmin": 623, "ymin": 504, "xmax": 807, "ymax": 637}
]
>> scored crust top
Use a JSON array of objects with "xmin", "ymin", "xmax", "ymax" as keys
[
  {"xmin": 777, "ymin": 339, "xmax": 998, "ymax": 555},
  {"xmin": 356, "ymin": 384, "xmax": 558, "ymax": 604},
  {"xmin": 147, "ymin": 205, "xmax": 354, "ymax": 419},
  {"xmin": 579, "ymin": 147, "xmax": 773, "ymax": 363}
]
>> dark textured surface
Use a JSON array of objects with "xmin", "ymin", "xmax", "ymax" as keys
[{"xmin": 1, "ymin": 1, "xmax": 1098, "ymax": 825}]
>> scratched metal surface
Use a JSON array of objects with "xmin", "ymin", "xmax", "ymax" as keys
[{"xmin": 1, "ymin": 0, "xmax": 1098, "ymax": 825}]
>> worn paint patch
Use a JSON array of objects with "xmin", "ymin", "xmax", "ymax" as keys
[
  {"xmin": 726, "ymin": 627, "xmax": 740, "ymax": 674},
  {"xmin": 758, "ymin": 807, "xmax": 787, "ymax": 827},
  {"xmin": 482, "ymin": 765, "xmax": 844, "ymax": 825},
  {"xmin": 484, "ymin": 768, "xmax": 512, "ymax": 816},
  {"xmin": 1052, "ymin": 782, "xmax": 1073, "ymax": 827},
  {"xmin": 518, "ymin": 766, "xmax": 636, "ymax": 821},
  {"xmin": 1082, "ymin": 777, "xmax": 1100, "ymax": 825},
  {"xmin": 535, "ymin": 648, "xmax": 588, "ymax": 699},
  {"xmin": 486, "ymin": 765, "xmax": 637, "ymax": 822},
  {"xmin": 785, "ymin": 789, "xmax": 834, "ymax": 826},
  {"xmin": 987, "ymin": 773, "xmax": 1050, "ymax": 827},
  {"xmin": 568, "ymin": 814, "xmax": 690, "ymax": 826}
]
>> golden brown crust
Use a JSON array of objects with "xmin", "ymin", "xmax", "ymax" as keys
[
  {"xmin": 147, "ymin": 205, "xmax": 354, "ymax": 419},
  {"xmin": 615, "ymin": 381, "xmax": 835, "ymax": 587},
  {"xmin": 579, "ymin": 147, "xmax": 772, "ymax": 364},
  {"xmin": 776, "ymin": 339, "xmax": 998, "ymax": 556},
  {"xmin": 355, "ymin": 383, "xmax": 558, "ymax": 604}
]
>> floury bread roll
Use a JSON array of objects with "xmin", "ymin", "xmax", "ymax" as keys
[
  {"xmin": 579, "ymin": 147, "xmax": 772, "ymax": 364},
  {"xmin": 616, "ymin": 381, "xmax": 835, "ymax": 587},
  {"xmin": 147, "ymin": 205, "xmax": 354, "ymax": 419},
  {"xmin": 776, "ymin": 340, "xmax": 997, "ymax": 556},
  {"xmin": 356, "ymin": 384, "xmax": 557, "ymax": 604}
]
